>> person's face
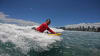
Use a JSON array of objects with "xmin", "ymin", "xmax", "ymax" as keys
[{"xmin": 47, "ymin": 21, "xmax": 50, "ymax": 25}]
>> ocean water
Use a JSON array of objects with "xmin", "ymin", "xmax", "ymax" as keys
[
  {"xmin": 62, "ymin": 31, "xmax": 100, "ymax": 56},
  {"xmin": 0, "ymin": 23, "xmax": 100, "ymax": 56}
]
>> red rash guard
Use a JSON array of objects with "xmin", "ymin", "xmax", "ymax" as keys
[{"xmin": 36, "ymin": 22, "xmax": 56, "ymax": 34}]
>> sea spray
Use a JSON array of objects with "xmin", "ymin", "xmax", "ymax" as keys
[{"xmin": 0, "ymin": 23, "xmax": 62, "ymax": 55}]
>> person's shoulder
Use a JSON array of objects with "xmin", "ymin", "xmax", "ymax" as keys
[{"xmin": 42, "ymin": 22, "xmax": 47, "ymax": 25}]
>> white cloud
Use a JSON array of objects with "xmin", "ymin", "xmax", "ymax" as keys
[{"xmin": 0, "ymin": 12, "xmax": 39, "ymax": 26}]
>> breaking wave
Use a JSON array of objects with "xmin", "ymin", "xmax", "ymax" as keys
[{"xmin": 0, "ymin": 23, "xmax": 62, "ymax": 55}]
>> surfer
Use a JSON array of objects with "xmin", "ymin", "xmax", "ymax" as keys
[{"xmin": 33, "ymin": 19, "xmax": 56, "ymax": 34}]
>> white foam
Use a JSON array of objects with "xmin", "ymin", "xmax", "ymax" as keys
[
  {"xmin": 0, "ymin": 23, "xmax": 62, "ymax": 54},
  {"xmin": 0, "ymin": 54, "xmax": 10, "ymax": 56},
  {"xmin": 51, "ymin": 28, "xmax": 64, "ymax": 32}
]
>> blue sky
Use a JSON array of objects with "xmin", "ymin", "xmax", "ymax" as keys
[{"xmin": 0, "ymin": 0, "xmax": 100, "ymax": 26}]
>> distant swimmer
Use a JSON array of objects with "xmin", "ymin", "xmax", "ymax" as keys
[{"xmin": 33, "ymin": 19, "xmax": 56, "ymax": 34}]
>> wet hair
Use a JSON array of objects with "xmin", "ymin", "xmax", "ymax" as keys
[{"xmin": 46, "ymin": 18, "xmax": 51, "ymax": 23}]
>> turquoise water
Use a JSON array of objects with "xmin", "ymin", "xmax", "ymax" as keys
[
  {"xmin": 62, "ymin": 31, "xmax": 100, "ymax": 56},
  {"xmin": 0, "ymin": 30, "xmax": 100, "ymax": 56}
]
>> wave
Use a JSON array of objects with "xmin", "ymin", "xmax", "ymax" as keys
[{"xmin": 0, "ymin": 23, "xmax": 62, "ymax": 55}]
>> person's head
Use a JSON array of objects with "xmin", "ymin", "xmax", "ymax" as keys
[{"xmin": 45, "ymin": 18, "xmax": 51, "ymax": 25}]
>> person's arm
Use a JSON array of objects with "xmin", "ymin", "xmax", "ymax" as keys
[{"xmin": 47, "ymin": 27, "xmax": 56, "ymax": 34}]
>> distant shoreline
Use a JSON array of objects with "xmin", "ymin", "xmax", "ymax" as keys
[{"xmin": 56, "ymin": 23, "xmax": 100, "ymax": 32}]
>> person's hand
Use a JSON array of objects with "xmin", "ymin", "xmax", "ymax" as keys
[{"xmin": 54, "ymin": 32, "xmax": 56, "ymax": 34}]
